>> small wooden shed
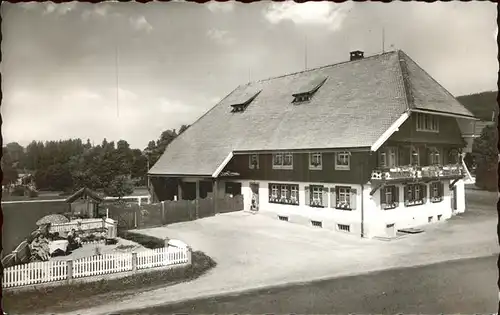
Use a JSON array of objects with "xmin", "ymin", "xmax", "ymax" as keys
[{"xmin": 65, "ymin": 188, "xmax": 104, "ymax": 218}]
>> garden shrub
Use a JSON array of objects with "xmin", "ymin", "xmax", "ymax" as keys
[{"xmin": 117, "ymin": 230, "xmax": 165, "ymax": 249}]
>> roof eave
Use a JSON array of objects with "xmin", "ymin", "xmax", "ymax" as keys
[
  {"xmin": 410, "ymin": 108, "xmax": 479, "ymax": 121},
  {"xmin": 370, "ymin": 111, "xmax": 411, "ymax": 152}
]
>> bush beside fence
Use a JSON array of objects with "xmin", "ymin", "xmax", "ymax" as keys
[{"xmin": 2, "ymin": 246, "xmax": 190, "ymax": 289}]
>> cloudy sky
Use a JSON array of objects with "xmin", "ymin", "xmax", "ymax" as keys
[{"xmin": 1, "ymin": 1, "xmax": 497, "ymax": 150}]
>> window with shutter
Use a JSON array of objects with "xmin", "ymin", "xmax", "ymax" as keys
[
  {"xmin": 310, "ymin": 185, "xmax": 324, "ymax": 207},
  {"xmin": 305, "ymin": 186, "xmax": 310, "ymax": 206},
  {"xmin": 335, "ymin": 186, "xmax": 352, "ymax": 210},
  {"xmin": 404, "ymin": 184, "xmax": 425, "ymax": 206},
  {"xmin": 269, "ymin": 183, "xmax": 299, "ymax": 205}
]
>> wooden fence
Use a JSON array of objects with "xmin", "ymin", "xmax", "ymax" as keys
[
  {"xmin": 108, "ymin": 195, "xmax": 244, "ymax": 230},
  {"xmin": 2, "ymin": 246, "xmax": 190, "ymax": 288},
  {"xmin": 50, "ymin": 218, "xmax": 118, "ymax": 238}
]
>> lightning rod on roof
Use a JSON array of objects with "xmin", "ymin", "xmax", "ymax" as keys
[
  {"xmin": 382, "ymin": 27, "xmax": 385, "ymax": 53},
  {"xmin": 304, "ymin": 35, "xmax": 308, "ymax": 70},
  {"xmin": 115, "ymin": 45, "xmax": 120, "ymax": 118}
]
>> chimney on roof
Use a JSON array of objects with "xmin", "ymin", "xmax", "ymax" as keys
[{"xmin": 350, "ymin": 50, "xmax": 364, "ymax": 61}]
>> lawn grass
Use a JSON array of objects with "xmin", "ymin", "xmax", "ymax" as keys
[{"xmin": 2, "ymin": 250, "xmax": 217, "ymax": 314}]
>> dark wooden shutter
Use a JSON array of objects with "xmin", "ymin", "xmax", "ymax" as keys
[
  {"xmin": 322, "ymin": 186, "xmax": 329, "ymax": 207},
  {"xmin": 380, "ymin": 187, "xmax": 385, "ymax": 205},
  {"xmin": 440, "ymin": 182, "xmax": 444, "ymax": 197},
  {"xmin": 395, "ymin": 186, "xmax": 400, "ymax": 206},
  {"xmin": 329, "ymin": 187, "xmax": 336, "ymax": 208},
  {"xmin": 403, "ymin": 185, "xmax": 409, "ymax": 203},
  {"xmin": 422, "ymin": 184, "xmax": 427, "ymax": 203},
  {"xmin": 350, "ymin": 188, "xmax": 357, "ymax": 210},
  {"xmin": 305, "ymin": 186, "xmax": 310, "ymax": 206}
]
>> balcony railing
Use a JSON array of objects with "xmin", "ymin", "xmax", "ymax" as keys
[{"xmin": 371, "ymin": 164, "xmax": 464, "ymax": 181}]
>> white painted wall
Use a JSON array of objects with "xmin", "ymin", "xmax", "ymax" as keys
[
  {"xmin": 238, "ymin": 180, "xmax": 364, "ymax": 234},
  {"xmin": 363, "ymin": 179, "xmax": 464, "ymax": 238},
  {"xmin": 454, "ymin": 179, "xmax": 466, "ymax": 214},
  {"xmin": 228, "ymin": 178, "xmax": 465, "ymax": 239}
]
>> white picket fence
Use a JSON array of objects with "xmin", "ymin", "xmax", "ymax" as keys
[{"xmin": 2, "ymin": 246, "xmax": 190, "ymax": 288}]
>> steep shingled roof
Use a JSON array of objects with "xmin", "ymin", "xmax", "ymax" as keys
[{"xmin": 149, "ymin": 50, "xmax": 475, "ymax": 176}]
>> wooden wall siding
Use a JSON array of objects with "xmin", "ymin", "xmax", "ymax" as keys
[
  {"xmin": 389, "ymin": 114, "xmax": 465, "ymax": 145},
  {"xmin": 378, "ymin": 144, "xmax": 462, "ymax": 166},
  {"xmin": 226, "ymin": 152, "xmax": 376, "ymax": 184}
]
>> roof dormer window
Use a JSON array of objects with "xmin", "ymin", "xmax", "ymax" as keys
[
  {"xmin": 293, "ymin": 93, "xmax": 311, "ymax": 103},
  {"xmin": 230, "ymin": 90, "xmax": 261, "ymax": 113},
  {"xmin": 292, "ymin": 76, "xmax": 327, "ymax": 104}
]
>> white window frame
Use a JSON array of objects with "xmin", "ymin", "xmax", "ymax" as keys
[
  {"xmin": 249, "ymin": 154, "xmax": 259, "ymax": 169},
  {"xmin": 309, "ymin": 152, "xmax": 323, "ymax": 170},
  {"xmin": 273, "ymin": 152, "xmax": 293, "ymax": 170},
  {"xmin": 335, "ymin": 152, "xmax": 350, "ymax": 170},
  {"xmin": 311, "ymin": 185, "xmax": 323, "ymax": 206},
  {"xmin": 290, "ymin": 186, "xmax": 299, "ymax": 202},
  {"xmin": 280, "ymin": 185, "xmax": 288, "ymax": 201},
  {"xmin": 336, "ymin": 186, "xmax": 351, "ymax": 209},
  {"xmin": 416, "ymin": 113, "xmax": 439, "ymax": 133},
  {"xmin": 271, "ymin": 184, "xmax": 279, "ymax": 199}
]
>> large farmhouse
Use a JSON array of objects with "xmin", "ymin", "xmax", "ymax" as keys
[{"xmin": 148, "ymin": 50, "xmax": 477, "ymax": 238}]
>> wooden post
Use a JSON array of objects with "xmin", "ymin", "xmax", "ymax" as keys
[
  {"xmin": 213, "ymin": 180, "xmax": 219, "ymax": 215},
  {"xmin": 161, "ymin": 201, "xmax": 165, "ymax": 224},
  {"xmin": 186, "ymin": 246, "xmax": 193, "ymax": 265},
  {"xmin": 66, "ymin": 260, "xmax": 73, "ymax": 283},
  {"xmin": 132, "ymin": 252, "xmax": 138, "ymax": 272},
  {"xmin": 177, "ymin": 180, "xmax": 183, "ymax": 201},
  {"xmin": 195, "ymin": 180, "xmax": 200, "ymax": 219}
]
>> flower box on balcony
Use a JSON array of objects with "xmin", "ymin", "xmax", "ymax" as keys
[
  {"xmin": 335, "ymin": 202, "xmax": 351, "ymax": 210},
  {"xmin": 382, "ymin": 202, "xmax": 398, "ymax": 210},
  {"xmin": 405, "ymin": 199, "xmax": 424, "ymax": 207},
  {"xmin": 310, "ymin": 200, "xmax": 323, "ymax": 207},
  {"xmin": 430, "ymin": 196, "xmax": 443, "ymax": 203}
]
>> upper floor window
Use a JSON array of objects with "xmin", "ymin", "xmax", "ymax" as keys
[
  {"xmin": 309, "ymin": 152, "xmax": 322, "ymax": 170},
  {"xmin": 335, "ymin": 152, "xmax": 350, "ymax": 170},
  {"xmin": 416, "ymin": 113, "xmax": 439, "ymax": 132},
  {"xmin": 448, "ymin": 149, "xmax": 460, "ymax": 164},
  {"xmin": 410, "ymin": 146, "xmax": 420, "ymax": 166},
  {"xmin": 428, "ymin": 147, "xmax": 441, "ymax": 165},
  {"xmin": 272, "ymin": 152, "xmax": 293, "ymax": 170},
  {"xmin": 249, "ymin": 154, "xmax": 259, "ymax": 169},
  {"xmin": 379, "ymin": 147, "xmax": 398, "ymax": 168}
]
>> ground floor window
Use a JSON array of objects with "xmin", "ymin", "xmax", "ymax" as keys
[
  {"xmin": 381, "ymin": 185, "xmax": 399, "ymax": 210},
  {"xmin": 225, "ymin": 182, "xmax": 242, "ymax": 197},
  {"xmin": 268, "ymin": 183, "xmax": 299, "ymax": 205},
  {"xmin": 430, "ymin": 181, "xmax": 444, "ymax": 203},
  {"xmin": 404, "ymin": 183, "xmax": 426, "ymax": 206},
  {"xmin": 305, "ymin": 185, "xmax": 328, "ymax": 207},
  {"xmin": 335, "ymin": 186, "xmax": 353, "ymax": 210}
]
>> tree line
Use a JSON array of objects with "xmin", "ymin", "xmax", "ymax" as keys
[{"xmin": 1, "ymin": 124, "xmax": 190, "ymax": 197}]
